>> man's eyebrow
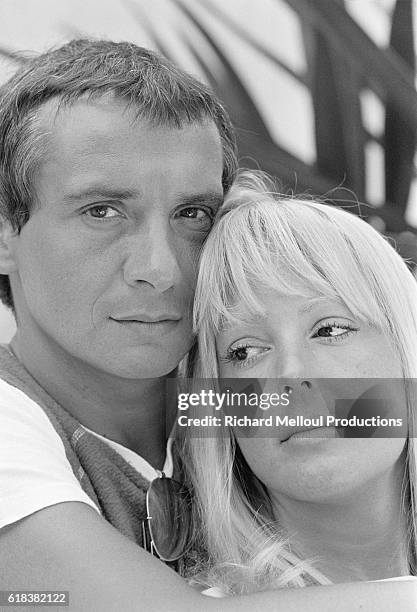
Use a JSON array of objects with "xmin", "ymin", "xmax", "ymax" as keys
[
  {"xmin": 62, "ymin": 187, "xmax": 141, "ymax": 203},
  {"xmin": 62, "ymin": 190, "xmax": 224, "ymax": 209},
  {"xmin": 178, "ymin": 192, "xmax": 224, "ymax": 210}
]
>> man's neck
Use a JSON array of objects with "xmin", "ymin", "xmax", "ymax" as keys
[
  {"xmin": 271, "ymin": 462, "xmax": 409, "ymax": 583},
  {"xmin": 10, "ymin": 331, "xmax": 175, "ymax": 470}
]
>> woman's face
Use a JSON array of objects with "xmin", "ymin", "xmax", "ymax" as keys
[{"xmin": 216, "ymin": 290, "xmax": 407, "ymax": 504}]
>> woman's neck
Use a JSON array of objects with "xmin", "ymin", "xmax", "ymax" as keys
[{"xmin": 270, "ymin": 462, "xmax": 410, "ymax": 583}]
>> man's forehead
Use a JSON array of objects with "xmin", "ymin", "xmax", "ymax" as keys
[
  {"xmin": 33, "ymin": 96, "xmax": 224, "ymax": 204},
  {"xmin": 36, "ymin": 94, "xmax": 221, "ymax": 143},
  {"xmin": 34, "ymin": 96, "xmax": 223, "ymax": 186}
]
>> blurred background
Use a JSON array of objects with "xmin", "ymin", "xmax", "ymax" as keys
[{"xmin": 0, "ymin": 0, "xmax": 416, "ymax": 341}]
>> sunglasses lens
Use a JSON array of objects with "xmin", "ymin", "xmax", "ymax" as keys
[{"xmin": 147, "ymin": 478, "xmax": 192, "ymax": 562}]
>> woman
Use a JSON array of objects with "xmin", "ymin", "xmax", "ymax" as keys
[{"xmin": 180, "ymin": 170, "xmax": 417, "ymax": 597}]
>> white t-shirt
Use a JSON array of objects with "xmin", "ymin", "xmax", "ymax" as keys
[{"xmin": 0, "ymin": 377, "xmax": 173, "ymax": 530}]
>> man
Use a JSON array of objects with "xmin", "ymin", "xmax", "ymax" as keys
[
  {"xmin": 0, "ymin": 39, "xmax": 414, "ymax": 611},
  {"xmin": 0, "ymin": 38, "xmax": 234, "ymax": 608}
]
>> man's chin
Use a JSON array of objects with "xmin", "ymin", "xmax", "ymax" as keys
[{"xmin": 102, "ymin": 347, "xmax": 189, "ymax": 380}]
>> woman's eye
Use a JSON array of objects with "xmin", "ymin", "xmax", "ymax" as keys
[
  {"xmin": 222, "ymin": 344, "xmax": 270, "ymax": 367},
  {"xmin": 84, "ymin": 205, "xmax": 121, "ymax": 219},
  {"xmin": 313, "ymin": 321, "xmax": 358, "ymax": 342}
]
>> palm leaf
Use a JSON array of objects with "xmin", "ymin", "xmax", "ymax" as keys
[
  {"xmin": 192, "ymin": 0, "xmax": 305, "ymax": 83},
  {"xmin": 172, "ymin": 0, "xmax": 272, "ymax": 141},
  {"xmin": 307, "ymin": 27, "xmax": 365, "ymax": 199},
  {"xmin": 239, "ymin": 127, "xmax": 415, "ymax": 233},
  {"xmin": 285, "ymin": 0, "xmax": 417, "ymax": 130},
  {"xmin": 385, "ymin": 0, "xmax": 416, "ymax": 212}
]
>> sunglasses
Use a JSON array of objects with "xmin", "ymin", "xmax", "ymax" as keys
[{"xmin": 141, "ymin": 472, "xmax": 193, "ymax": 563}]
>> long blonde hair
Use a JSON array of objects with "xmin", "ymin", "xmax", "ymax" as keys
[{"xmin": 180, "ymin": 171, "xmax": 417, "ymax": 594}]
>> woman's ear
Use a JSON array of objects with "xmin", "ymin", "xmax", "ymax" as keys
[{"xmin": 0, "ymin": 216, "xmax": 19, "ymax": 274}]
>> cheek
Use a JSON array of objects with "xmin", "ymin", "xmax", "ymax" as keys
[
  {"xmin": 177, "ymin": 240, "xmax": 200, "ymax": 284},
  {"xmin": 17, "ymin": 226, "xmax": 109, "ymax": 318},
  {"xmin": 218, "ymin": 362, "xmax": 235, "ymax": 378},
  {"xmin": 313, "ymin": 339, "xmax": 402, "ymax": 379},
  {"xmin": 351, "ymin": 331, "xmax": 403, "ymax": 378},
  {"xmin": 237, "ymin": 438, "xmax": 279, "ymax": 484},
  {"xmin": 357, "ymin": 352, "xmax": 403, "ymax": 378}
]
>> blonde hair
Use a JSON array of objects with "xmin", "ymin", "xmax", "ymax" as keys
[{"xmin": 180, "ymin": 171, "xmax": 417, "ymax": 593}]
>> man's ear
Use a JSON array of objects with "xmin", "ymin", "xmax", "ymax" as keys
[{"xmin": 0, "ymin": 216, "xmax": 19, "ymax": 274}]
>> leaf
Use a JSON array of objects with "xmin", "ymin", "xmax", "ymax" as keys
[
  {"xmin": 192, "ymin": 0, "xmax": 304, "ymax": 82},
  {"xmin": 173, "ymin": 0, "xmax": 272, "ymax": 140},
  {"xmin": 385, "ymin": 0, "xmax": 416, "ymax": 211},
  {"xmin": 285, "ymin": 0, "xmax": 417, "ymax": 130}
]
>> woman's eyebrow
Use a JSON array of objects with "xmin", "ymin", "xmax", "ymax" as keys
[
  {"xmin": 220, "ymin": 313, "xmax": 266, "ymax": 333},
  {"xmin": 300, "ymin": 297, "xmax": 344, "ymax": 314}
]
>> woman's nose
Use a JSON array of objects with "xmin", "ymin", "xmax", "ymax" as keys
[
  {"xmin": 274, "ymin": 346, "xmax": 315, "ymax": 392},
  {"xmin": 277, "ymin": 351, "xmax": 306, "ymax": 379}
]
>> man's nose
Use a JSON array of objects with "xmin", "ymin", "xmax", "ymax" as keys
[{"xmin": 122, "ymin": 225, "xmax": 182, "ymax": 293}]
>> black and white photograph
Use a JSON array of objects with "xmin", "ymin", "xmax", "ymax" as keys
[{"xmin": 0, "ymin": 1, "xmax": 416, "ymax": 610}]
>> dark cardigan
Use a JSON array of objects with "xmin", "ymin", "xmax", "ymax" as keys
[{"xmin": 0, "ymin": 344, "xmax": 150, "ymax": 545}]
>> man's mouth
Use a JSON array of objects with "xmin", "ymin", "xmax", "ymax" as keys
[
  {"xmin": 112, "ymin": 313, "xmax": 182, "ymax": 323},
  {"xmin": 109, "ymin": 315, "xmax": 182, "ymax": 336}
]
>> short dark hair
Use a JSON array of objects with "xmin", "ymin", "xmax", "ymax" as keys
[{"xmin": 0, "ymin": 39, "xmax": 238, "ymax": 309}]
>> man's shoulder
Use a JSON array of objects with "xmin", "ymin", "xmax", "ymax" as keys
[
  {"xmin": 0, "ymin": 373, "xmax": 38, "ymax": 401},
  {"xmin": 0, "ymin": 347, "xmax": 78, "ymax": 454},
  {"xmin": 0, "ymin": 375, "xmax": 58, "ymax": 437},
  {"xmin": 0, "ymin": 375, "xmax": 101, "ymax": 530}
]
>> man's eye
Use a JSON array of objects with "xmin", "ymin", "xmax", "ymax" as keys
[
  {"xmin": 179, "ymin": 207, "xmax": 209, "ymax": 219},
  {"xmin": 84, "ymin": 205, "xmax": 121, "ymax": 219},
  {"xmin": 177, "ymin": 207, "xmax": 213, "ymax": 229}
]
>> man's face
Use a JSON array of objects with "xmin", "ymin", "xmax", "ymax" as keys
[{"xmin": 8, "ymin": 98, "xmax": 224, "ymax": 378}]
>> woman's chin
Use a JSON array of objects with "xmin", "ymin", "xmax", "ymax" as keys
[{"xmin": 254, "ymin": 437, "xmax": 406, "ymax": 505}]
